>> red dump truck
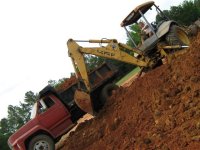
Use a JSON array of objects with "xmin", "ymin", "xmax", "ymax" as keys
[{"xmin": 8, "ymin": 62, "xmax": 118, "ymax": 150}]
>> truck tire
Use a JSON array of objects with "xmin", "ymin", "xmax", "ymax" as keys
[
  {"xmin": 100, "ymin": 84, "xmax": 119, "ymax": 105},
  {"xmin": 28, "ymin": 134, "xmax": 55, "ymax": 150},
  {"xmin": 165, "ymin": 25, "xmax": 190, "ymax": 46}
]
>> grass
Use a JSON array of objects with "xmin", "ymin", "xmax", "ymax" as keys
[{"xmin": 116, "ymin": 67, "xmax": 141, "ymax": 86}]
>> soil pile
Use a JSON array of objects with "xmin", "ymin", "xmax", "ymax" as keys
[
  {"xmin": 57, "ymin": 33, "xmax": 200, "ymax": 150},
  {"xmin": 56, "ymin": 76, "xmax": 77, "ymax": 92}
]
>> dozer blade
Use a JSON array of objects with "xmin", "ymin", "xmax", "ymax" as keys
[{"xmin": 74, "ymin": 90, "xmax": 94, "ymax": 115}]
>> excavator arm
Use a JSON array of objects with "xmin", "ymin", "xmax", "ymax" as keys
[
  {"xmin": 67, "ymin": 38, "xmax": 154, "ymax": 114},
  {"xmin": 67, "ymin": 38, "xmax": 151, "ymax": 92}
]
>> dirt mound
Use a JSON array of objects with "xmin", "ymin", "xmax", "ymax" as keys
[
  {"xmin": 57, "ymin": 33, "xmax": 200, "ymax": 150},
  {"xmin": 56, "ymin": 76, "xmax": 77, "ymax": 92}
]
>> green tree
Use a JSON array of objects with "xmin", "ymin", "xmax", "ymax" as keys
[
  {"xmin": 126, "ymin": 23, "xmax": 141, "ymax": 47},
  {"xmin": 7, "ymin": 105, "xmax": 25, "ymax": 133},
  {"xmin": 0, "ymin": 118, "xmax": 10, "ymax": 134},
  {"xmin": 0, "ymin": 118, "xmax": 12, "ymax": 149},
  {"xmin": 0, "ymin": 132, "xmax": 10, "ymax": 150},
  {"xmin": 156, "ymin": 10, "xmax": 171, "ymax": 23},
  {"xmin": 85, "ymin": 55, "xmax": 105, "ymax": 71},
  {"xmin": 156, "ymin": 0, "xmax": 200, "ymax": 26},
  {"xmin": 194, "ymin": 0, "xmax": 200, "ymax": 6},
  {"xmin": 48, "ymin": 78, "xmax": 68, "ymax": 89},
  {"xmin": 48, "ymin": 79, "xmax": 57, "ymax": 87},
  {"xmin": 0, "ymin": 91, "xmax": 37, "ymax": 149},
  {"xmin": 171, "ymin": 1, "xmax": 199, "ymax": 25}
]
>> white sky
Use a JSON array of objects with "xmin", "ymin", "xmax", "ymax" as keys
[{"xmin": 0, "ymin": 0, "xmax": 184, "ymax": 119}]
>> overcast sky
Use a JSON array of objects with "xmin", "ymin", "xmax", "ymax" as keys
[{"xmin": 0, "ymin": 0, "xmax": 184, "ymax": 119}]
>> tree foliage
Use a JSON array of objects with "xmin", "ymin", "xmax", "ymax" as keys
[
  {"xmin": 126, "ymin": 24, "xmax": 141, "ymax": 47},
  {"xmin": 85, "ymin": 55, "xmax": 105, "ymax": 71},
  {"xmin": 48, "ymin": 78, "xmax": 68, "ymax": 89},
  {"xmin": 0, "ymin": 91, "xmax": 37, "ymax": 149},
  {"xmin": 0, "ymin": 132, "xmax": 10, "ymax": 150},
  {"xmin": 156, "ymin": 0, "xmax": 200, "ymax": 26}
]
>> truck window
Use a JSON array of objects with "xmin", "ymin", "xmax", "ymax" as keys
[
  {"xmin": 38, "ymin": 97, "xmax": 55, "ymax": 114},
  {"xmin": 44, "ymin": 97, "xmax": 55, "ymax": 108},
  {"xmin": 30, "ymin": 103, "xmax": 37, "ymax": 119}
]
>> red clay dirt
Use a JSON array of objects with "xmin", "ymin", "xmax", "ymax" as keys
[
  {"xmin": 56, "ymin": 76, "xmax": 77, "ymax": 92},
  {"xmin": 57, "ymin": 33, "xmax": 200, "ymax": 150}
]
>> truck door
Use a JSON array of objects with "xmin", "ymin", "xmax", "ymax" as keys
[{"xmin": 37, "ymin": 95, "xmax": 74, "ymax": 137}]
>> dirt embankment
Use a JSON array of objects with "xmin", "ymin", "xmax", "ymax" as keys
[{"xmin": 57, "ymin": 33, "xmax": 200, "ymax": 150}]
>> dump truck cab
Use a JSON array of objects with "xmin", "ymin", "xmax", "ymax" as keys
[
  {"xmin": 8, "ymin": 85, "xmax": 85, "ymax": 150},
  {"xmin": 8, "ymin": 62, "xmax": 118, "ymax": 150}
]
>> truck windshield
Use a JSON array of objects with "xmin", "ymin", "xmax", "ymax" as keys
[{"xmin": 30, "ymin": 103, "xmax": 37, "ymax": 119}]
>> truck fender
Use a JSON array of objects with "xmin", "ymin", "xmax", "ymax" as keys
[{"xmin": 17, "ymin": 125, "xmax": 54, "ymax": 149}]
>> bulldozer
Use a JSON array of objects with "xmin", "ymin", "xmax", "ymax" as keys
[{"xmin": 67, "ymin": 1, "xmax": 190, "ymax": 115}]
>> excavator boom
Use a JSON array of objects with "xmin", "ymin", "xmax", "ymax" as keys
[
  {"xmin": 67, "ymin": 38, "xmax": 150, "ymax": 92},
  {"xmin": 67, "ymin": 38, "xmax": 153, "ymax": 114}
]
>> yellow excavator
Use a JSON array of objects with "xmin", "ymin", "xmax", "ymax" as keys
[{"xmin": 67, "ymin": 1, "xmax": 190, "ymax": 115}]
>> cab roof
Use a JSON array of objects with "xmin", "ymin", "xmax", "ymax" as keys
[{"xmin": 121, "ymin": 1, "xmax": 155, "ymax": 27}]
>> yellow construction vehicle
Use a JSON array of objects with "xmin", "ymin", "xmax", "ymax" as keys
[{"xmin": 67, "ymin": 1, "xmax": 190, "ymax": 115}]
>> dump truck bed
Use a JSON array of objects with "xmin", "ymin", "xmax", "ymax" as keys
[
  {"xmin": 58, "ymin": 62, "xmax": 118, "ymax": 114},
  {"xmin": 89, "ymin": 62, "xmax": 118, "ymax": 91}
]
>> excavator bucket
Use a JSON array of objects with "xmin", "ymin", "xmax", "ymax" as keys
[{"xmin": 74, "ymin": 90, "xmax": 94, "ymax": 115}]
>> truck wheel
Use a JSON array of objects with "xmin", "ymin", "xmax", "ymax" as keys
[
  {"xmin": 100, "ymin": 84, "xmax": 119, "ymax": 105},
  {"xmin": 28, "ymin": 134, "xmax": 55, "ymax": 150},
  {"xmin": 165, "ymin": 25, "xmax": 190, "ymax": 46}
]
